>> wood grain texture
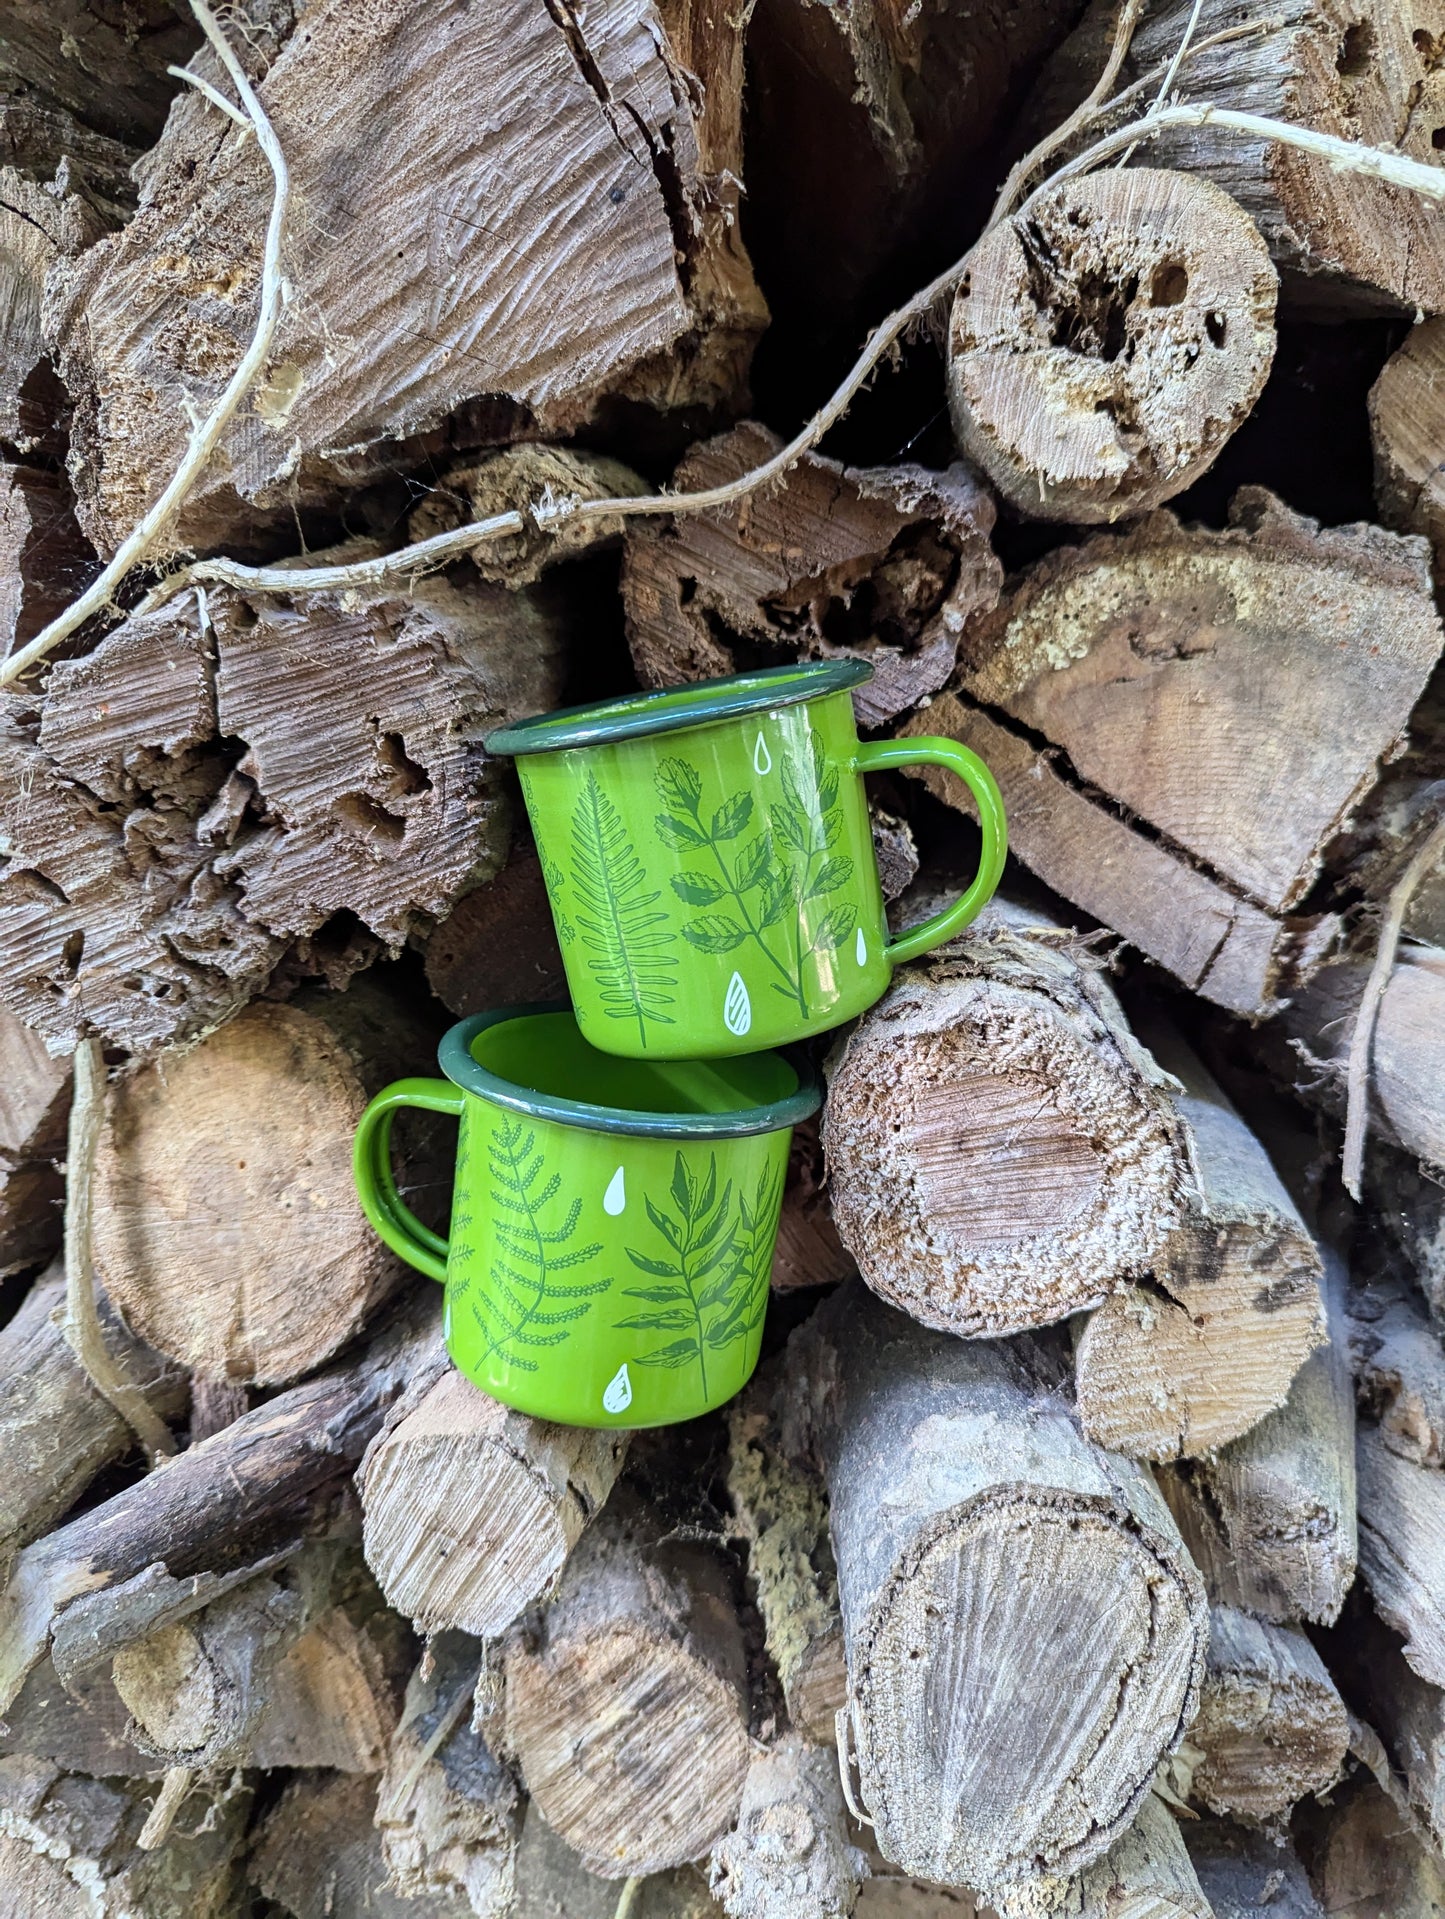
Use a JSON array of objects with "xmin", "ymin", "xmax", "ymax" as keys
[
  {"xmin": 790, "ymin": 1283, "xmax": 1207, "ymax": 1894},
  {"xmin": 822, "ymin": 910, "xmax": 1191, "ymax": 1336},
  {"xmin": 502, "ymin": 1489, "xmax": 751, "ymax": 1878},
  {"xmin": 49, "ymin": 0, "xmax": 763, "ymax": 555},
  {"xmin": 0, "ymin": 4, "xmax": 196, "ymax": 145},
  {"xmin": 1189, "ymin": 1607, "xmax": 1348, "ymax": 1822},
  {"xmin": 993, "ymin": 1795, "xmax": 1210, "ymax": 1918},
  {"xmin": 708, "ymin": 1732, "xmax": 864, "ymax": 1919},
  {"xmin": 1372, "ymin": 318, "xmax": 1445, "ymax": 584},
  {"xmin": 0, "ymin": 1010, "xmax": 70, "ymax": 1278},
  {"xmin": 949, "ymin": 169, "xmax": 1277, "ymax": 522},
  {"xmin": 0, "ymin": 465, "xmax": 96, "ymax": 666},
  {"xmin": 0, "ymin": 571, "xmax": 568, "ymax": 1054},
  {"xmin": 360, "ymin": 1362, "xmax": 628, "ymax": 1639},
  {"xmin": 424, "ymin": 840, "xmax": 568, "ymax": 1018},
  {"xmin": 1305, "ymin": 1778, "xmax": 1445, "ymax": 1918},
  {"xmin": 1357, "ymin": 1422, "xmax": 1445, "ymax": 1689},
  {"xmin": 622, "ymin": 421, "xmax": 1001, "ymax": 727},
  {"xmin": 252, "ymin": 1770, "xmax": 476, "ymax": 1919},
  {"xmin": 93, "ymin": 980, "xmax": 442, "ymax": 1384},
  {"xmin": 1076, "ymin": 1028, "xmax": 1325, "ymax": 1460},
  {"xmin": 1347, "ymin": 1276, "xmax": 1445, "ymax": 1467},
  {"xmin": 1158, "ymin": 1264, "xmax": 1357, "ymax": 1624}
]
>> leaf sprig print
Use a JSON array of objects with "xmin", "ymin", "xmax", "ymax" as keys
[
  {"xmin": 464, "ymin": 1115, "xmax": 609, "ymax": 1373},
  {"xmin": 654, "ymin": 734, "xmax": 856, "ymax": 1018},
  {"xmin": 570, "ymin": 770, "xmax": 677, "ymax": 1047},
  {"xmin": 614, "ymin": 1152, "xmax": 768, "ymax": 1397}
]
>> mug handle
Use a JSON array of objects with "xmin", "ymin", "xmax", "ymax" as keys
[
  {"xmin": 853, "ymin": 736, "xmax": 1008, "ymax": 965},
  {"xmin": 352, "ymin": 1078, "xmax": 466, "ymax": 1283}
]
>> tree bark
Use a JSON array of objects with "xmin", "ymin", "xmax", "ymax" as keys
[
  {"xmin": 727, "ymin": 1371, "xmax": 847, "ymax": 1745},
  {"xmin": 1075, "ymin": 1025, "xmax": 1325, "ymax": 1460},
  {"xmin": 360, "ymin": 1361, "xmax": 629, "ymax": 1639},
  {"xmin": 1157, "ymin": 1262, "xmax": 1357, "ymax": 1625},
  {"xmin": 708, "ymin": 1731, "xmax": 865, "ymax": 1919},
  {"xmin": 424, "ymin": 839, "xmax": 568, "ymax": 1019},
  {"xmin": 992, "ymin": 1795, "xmax": 1211, "ymax": 1919},
  {"xmin": 1188, "ymin": 1607, "xmax": 1349, "ymax": 1823},
  {"xmin": 1184, "ymin": 1820, "xmax": 1325, "ymax": 1918},
  {"xmin": 0, "ymin": 566, "xmax": 572, "ymax": 1055},
  {"xmin": 789, "ymin": 1281, "xmax": 1207, "ymax": 1894},
  {"xmin": 93, "ymin": 978, "xmax": 444, "ymax": 1384},
  {"xmin": 251, "ymin": 1770, "xmax": 475, "ymax": 1919},
  {"xmin": 376, "ymin": 1631, "xmax": 522, "ymax": 1918},
  {"xmin": 0, "ymin": 1290, "xmax": 436, "ymax": 1719},
  {"xmin": 48, "ymin": 0, "xmax": 765, "ymax": 557},
  {"xmin": 949, "ymin": 169, "xmax": 1277, "ymax": 523},
  {"xmin": 0, "ymin": 1757, "xmax": 251, "ymax": 1919},
  {"xmin": 621, "ymin": 421, "xmax": 1002, "ymax": 728},
  {"xmin": 1371, "ymin": 317, "xmax": 1445, "ymax": 587},
  {"xmin": 0, "ymin": 7, "xmax": 197, "ymax": 146},
  {"xmin": 822, "ymin": 907, "xmax": 1191, "ymax": 1337},
  {"xmin": 0, "ymin": 1267, "xmax": 186, "ymax": 1565},
  {"xmin": 1024, "ymin": 0, "xmax": 1445, "ymax": 315},
  {"xmin": 768, "ymin": 1119, "xmax": 857, "ymax": 1298},
  {"xmin": 501, "ymin": 1488, "xmax": 751, "ymax": 1878},
  {"xmin": 1357, "ymin": 1422, "xmax": 1445, "ymax": 1690}
]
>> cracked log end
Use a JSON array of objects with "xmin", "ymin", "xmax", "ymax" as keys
[
  {"xmin": 948, "ymin": 169, "xmax": 1277, "ymax": 524},
  {"xmin": 822, "ymin": 942, "xmax": 1189, "ymax": 1336},
  {"xmin": 1371, "ymin": 316, "xmax": 1445, "ymax": 583}
]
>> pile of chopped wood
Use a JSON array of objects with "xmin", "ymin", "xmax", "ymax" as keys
[{"xmin": 2, "ymin": 0, "xmax": 1445, "ymax": 1913}]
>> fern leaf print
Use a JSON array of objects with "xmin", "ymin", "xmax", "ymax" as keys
[
  {"xmin": 569, "ymin": 770, "xmax": 677, "ymax": 1048},
  {"xmin": 470, "ymin": 1114, "xmax": 609, "ymax": 1373}
]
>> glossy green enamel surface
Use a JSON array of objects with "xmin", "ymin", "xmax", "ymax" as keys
[
  {"xmin": 352, "ymin": 1010, "xmax": 814, "ymax": 1427},
  {"xmin": 495, "ymin": 682, "xmax": 1007, "ymax": 1059}
]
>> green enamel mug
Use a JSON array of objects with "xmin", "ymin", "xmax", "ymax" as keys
[
  {"xmin": 483, "ymin": 660, "xmax": 1006, "ymax": 1060},
  {"xmin": 352, "ymin": 1005, "xmax": 820, "ymax": 1428}
]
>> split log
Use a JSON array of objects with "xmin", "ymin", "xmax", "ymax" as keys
[
  {"xmin": 1322, "ymin": 1601, "xmax": 1445, "ymax": 1855},
  {"xmin": 0, "ymin": 1265, "xmax": 186, "ymax": 1563},
  {"xmin": 708, "ymin": 1732, "xmax": 865, "ymax": 1919},
  {"xmin": 1184, "ymin": 1821, "xmax": 1325, "ymax": 1919},
  {"xmin": 0, "ymin": 464, "xmax": 96, "ymax": 664},
  {"xmin": 1305, "ymin": 1778, "xmax": 1445, "ymax": 1919},
  {"xmin": 0, "ymin": 1006, "xmax": 68, "ymax": 1276},
  {"xmin": 513, "ymin": 1800, "xmax": 722, "ymax": 1919},
  {"xmin": 360, "ymin": 1362, "xmax": 629, "ymax": 1639},
  {"xmin": 788, "ymin": 1281, "xmax": 1208, "ymax": 1894},
  {"xmin": 621, "ymin": 421, "xmax": 1002, "ymax": 727},
  {"xmin": 93, "ymin": 978, "xmax": 443, "ymax": 1384},
  {"xmin": 1287, "ymin": 945, "xmax": 1445, "ymax": 1176},
  {"xmin": 1371, "ymin": 318, "xmax": 1445, "ymax": 582},
  {"xmin": 249, "ymin": 1580, "xmax": 411, "ymax": 1771},
  {"xmin": 252, "ymin": 1771, "xmax": 474, "ymax": 1919},
  {"xmin": 501, "ymin": 1488, "xmax": 751, "ymax": 1877},
  {"xmin": 424, "ymin": 839, "xmax": 568, "ymax": 1018},
  {"xmin": 768, "ymin": 1119, "xmax": 857, "ymax": 1298},
  {"xmin": 821, "ymin": 907, "xmax": 1191, "ymax": 1337},
  {"xmin": 0, "ymin": 7, "xmax": 196, "ymax": 146},
  {"xmin": 948, "ymin": 168, "xmax": 1277, "ymax": 523},
  {"xmin": 0, "ymin": 1290, "xmax": 435, "ymax": 1719},
  {"xmin": 1075, "ymin": 1025, "xmax": 1325, "ymax": 1460},
  {"xmin": 1025, "ymin": 0, "xmax": 1445, "ymax": 314},
  {"xmin": 1188, "ymin": 1607, "xmax": 1349, "ymax": 1823},
  {"xmin": 49, "ymin": 0, "xmax": 765, "ymax": 556},
  {"xmin": 1157, "ymin": 1263, "xmax": 1357, "ymax": 1623},
  {"xmin": 0, "ymin": 1657, "xmax": 156, "ymax": 1776},
  {"xmin": 1356, "ymin": 1422, "xmax": 1445, "ymax": 1689},
  {"xmin": 727, "ymin": 1368, "xmax": 847, "ymax": 1744},
  {"xmin": 376, "ymin": 1632, "xmax": 522, "ymax": 1916},
  {"xmin": 0, "ymin": 1756, "xmax": 250, "ymax": 1918},
  {"xmin": 908, "ymin": 490, "xmax": 1445, "ymax": 1013},
  {"xmin": 992, "ymin": 1795, "xmax": 1210, "ymax": 1919},
  {"xmin": 0, "ymin": 568, "xmax": 569, "ymax": 1054},
  {"xmin": 1346, "ymin": 1275, "xmax": 1445, "ymax": 1467}
]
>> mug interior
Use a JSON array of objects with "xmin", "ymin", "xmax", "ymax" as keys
[{"xmin": 472, "ymin": 1010, "xmax": 799, "ymax": 1118}]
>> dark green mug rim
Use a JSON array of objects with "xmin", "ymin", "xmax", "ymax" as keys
[
  {"xmin": 437, "ymin": 1005, "xmax": 822, "ymax": 1139},
  {"xmin": 482, "ymin": 659, "xmax": 873, "ymax": 758}
]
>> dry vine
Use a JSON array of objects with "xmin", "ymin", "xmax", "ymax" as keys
[{"xmin": 3, "ymin": 10, "xmax": 1445, "ymax": 670}]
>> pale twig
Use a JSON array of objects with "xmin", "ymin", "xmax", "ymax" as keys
[
  {"xmin": 613, "ymin": 1878, "xmax": 644, "ymax": 1919},
  {"xmin": 0, "ymin": 0, "xmax": 289, "ymax": 688},
  {"xmin": 61, "ymin": 1041, "xmax": 176, "ymax": 1463},
  {"xmin": 989, "ymin": 0, "xmax": 1146, "ymax": 226},
  {"xmin": 1342, "ymin": 815, "xmax": 1445, "ymax": 1200},
  {"xmin": 138, "ymin": 1767, "xmax": 195, "ymax": 1849},
  {"xmin": 1116, "ymin": 0, "xmax": 1204, "ymax": 166},
  {"xmin": 167, "ymin": 63, "xmax": 251, "ymax": 130}
]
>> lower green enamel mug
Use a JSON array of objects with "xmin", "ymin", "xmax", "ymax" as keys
[{"xmin": 352, "ymin": 1006, "xmax": 820, "ymax": 1428}]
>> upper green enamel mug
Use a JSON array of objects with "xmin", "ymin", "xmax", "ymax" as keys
[
  {"xmin": 353, "ymin": 1005, "xmax": 819, "ymax": 1428},
  {"xmin": 483, "ymin": 661, "xmax": 1007, "ymax": 1059}
]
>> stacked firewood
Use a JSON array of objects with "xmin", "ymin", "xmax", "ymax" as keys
[{"xmin": 2, "ymin": 0, "xmax": 1445, "ymax": 1913}]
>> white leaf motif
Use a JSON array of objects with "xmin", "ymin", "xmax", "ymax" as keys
[
  {"xmin": 603, "ymin": 1166, "xmax": 626, "ymax": 1216},
  {"xmin": 855, "ymin": 925, "xmax": 867, "ymax": 967},
  {"xmin": 603, "ymin": 1363, "xmax": 633, "ymax": 1415},
  {"xmin": 753, "ymin": 733, "xmax": 772, "ymax": 776},
  {"xmin": 724, "ymin": 971, "xmax": 752, "ymax": 1037}
]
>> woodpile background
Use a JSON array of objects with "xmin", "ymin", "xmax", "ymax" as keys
[{"xmin": 1, "ymin": 0, "xmax": 1444, "ymax": 1913}]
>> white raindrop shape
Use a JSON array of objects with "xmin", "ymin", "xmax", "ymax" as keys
[
  {"xmin": 443, "ymin": 1298, "xmax": 453, "ymax": 1343},
  {"xmin": 855, "ymin": 925, "xmax": 868, "ymax": 967},
  {"xmin": 603, "ymin": 1166, "xmax": 627, "ymax": 1216},
  {"xmin": 603, "ymin": 1363, "xmax": 633, "ymax": 1416},
  {"xmin": 753, "ymin": 732, "xmax": 772, "ymax": 776},
  {"xmin": 724, "ymin": 970, "xmax": 752, "ymax": 1037}
]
